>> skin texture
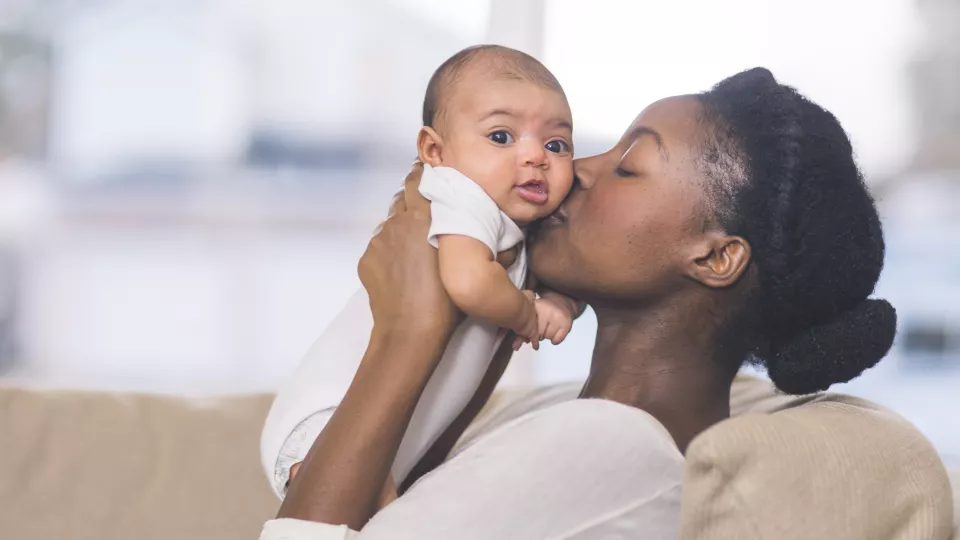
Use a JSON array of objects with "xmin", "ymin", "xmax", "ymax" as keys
[
  {"xmin": 418, "ymin": 56, "xmax": 580, "ymax": 347},
  {"xmin": 279, "ymin": 97, "xmax": 756, "ymax": 530}
]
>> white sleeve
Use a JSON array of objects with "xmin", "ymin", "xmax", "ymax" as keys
[
  {"xmin": 357, "ymin": 399, "xmax": 684, "ymax": 540},
  {"xmin": 260, "ymin": 518, "xmax": 358, "ymax": 540},
  {"xmin": 418, "ymin": 165, "xmax": 505, "ymax": 256}
]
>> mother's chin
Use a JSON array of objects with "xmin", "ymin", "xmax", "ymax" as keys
[{"xmin": 528, "ymin": 212, "xmax": 581, "ymax": 299}]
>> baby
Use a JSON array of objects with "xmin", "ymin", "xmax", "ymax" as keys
[
  {"xmin": 417, "ymin": 45, "xmax": 583, "ymax": 350},
  {"xmin": 260, "ymin": 45, "xmax": 583, "ymax": 497}
]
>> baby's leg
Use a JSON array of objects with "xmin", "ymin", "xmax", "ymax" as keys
[
  {"xmin": 260, "ymin": 288, "xmax": 373, "ymax": 497},
  {"xmin": 260, "ymin": 287, "xmax": 505, "ymax": 497},
  {"xmin": 391, "ymin": 319, "xmax": 504, "ymax": 481}
]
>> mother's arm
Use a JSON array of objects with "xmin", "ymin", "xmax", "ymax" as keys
[{"xmin": 277, "ymin": 165, "xmax": 464, "ymax": 529}]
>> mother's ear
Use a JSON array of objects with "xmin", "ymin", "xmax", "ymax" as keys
[{"xmin": 686, "ymin": 231, "xmax": 751, "ymax": 288}]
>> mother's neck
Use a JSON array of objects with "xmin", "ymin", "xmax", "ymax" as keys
[{"xmin": 581, "ymin": 299, "xmax": 741, "ymax": 453}]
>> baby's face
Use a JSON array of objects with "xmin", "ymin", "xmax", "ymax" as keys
[{"xmin": 438, "ymin": 78, "xmax": 574, "ymax": 225}]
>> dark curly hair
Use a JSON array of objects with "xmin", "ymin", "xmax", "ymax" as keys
[{"xmin": 696, "ymin": 68, "xmax": 897, "ymax": 395}]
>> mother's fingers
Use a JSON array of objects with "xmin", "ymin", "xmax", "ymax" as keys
[
  {"xmin": 376, "ymin": 163, "xmax": 422, "ymax": 234},
  {"xmin": 403, "ymin": 161, "xmax": 430, "ymax": 213},
  {"xmin": 375, "ymin": 192, "xmax": 405, "ymax": 236},
  {"xmin": 386, "ymin": 189, "xmax": 407, "ymax": 219}
]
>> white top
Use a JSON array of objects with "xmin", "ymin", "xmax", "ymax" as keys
[
  {"xmin": 260, "ymin": 165, "xmax": 528, "ymax": 496},
  {"xmin": 260, "ymin": 393, "xmax": 684, "ymax": 540},
  {"xmin": 418, "ymin": 164, "xmax": 526, "ymax": 256}
]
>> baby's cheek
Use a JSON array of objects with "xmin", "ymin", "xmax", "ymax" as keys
[
  {"xmin": 554, "ymin": 166, "xmax": 575, "ymax": 196},
  {"xmin": 548, "ymin": 182, "xmax": 572, "ymax": 211}
]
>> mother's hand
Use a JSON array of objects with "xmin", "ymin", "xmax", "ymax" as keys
[{"xmin": 359, "ymin": 162, "xmax": 463, "ymax": 343}]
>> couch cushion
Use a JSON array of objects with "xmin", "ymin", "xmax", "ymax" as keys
[
  {"xmin": 0, "ymin": 386, "xmax": 278, "ymax": 540},
  {"xmin": 680, "ymin": 392, "xmax": 955, "ymax": 540}
]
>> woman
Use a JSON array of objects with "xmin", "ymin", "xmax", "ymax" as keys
[{"xmin": 262, "ymin": 68, "xmax": 896, "ymax": 539}]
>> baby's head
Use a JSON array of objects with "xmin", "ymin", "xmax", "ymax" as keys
[{"xmin": 418, "ymin": 45, "xmax": 574, "ymax": 225}]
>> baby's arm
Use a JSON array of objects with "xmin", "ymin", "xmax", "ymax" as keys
[{"xmin": 437, "ymin": 235, "xmax": 538, "ymax": 343}]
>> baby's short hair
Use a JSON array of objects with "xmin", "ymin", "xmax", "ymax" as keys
[{"xmin": 422, "ymin": 45, "xmax": 565, "ymax": 129}]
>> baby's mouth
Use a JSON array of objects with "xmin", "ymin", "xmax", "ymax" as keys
[{"xmin": 514, "ymin": 179, "xmax": 549, "ymax": 205}]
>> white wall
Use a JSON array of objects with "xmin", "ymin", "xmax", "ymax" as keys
[
  {"xmin": 51, "ymin": 3, "xmax": 250, "ymax": 169},
  {"xmin": 16, "ymin": 222, "xmax": 369, "ymax": 393}
]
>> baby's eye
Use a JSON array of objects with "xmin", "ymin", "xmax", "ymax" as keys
[
  {"xmin": 545, "ymin": 140, "xmax": 570, "ymax": 154},
  {"xmin": 488, "ymin": 131, "xmax": 514, "ymax": 145}
]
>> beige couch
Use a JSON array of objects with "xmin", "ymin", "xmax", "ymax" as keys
[
  {"xmin": 0, "ymin": 378, "xmax": 956, "ymax": 539},
  {"xmin": 684, "ymin": 380, "xmax": 957, "ymax": 539},
  {"xmin": 0, "ymin": 387, "xmax": 278, "ymax": 539}
]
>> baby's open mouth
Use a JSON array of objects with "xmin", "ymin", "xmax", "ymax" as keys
[{"xmin": 514, "ymin": 179, "xmax": 549, "ymax": 205}]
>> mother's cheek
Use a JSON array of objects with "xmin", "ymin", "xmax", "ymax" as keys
[{"xmin": 528, "ymin": 239, "xmax": 566, "ymax": 282}]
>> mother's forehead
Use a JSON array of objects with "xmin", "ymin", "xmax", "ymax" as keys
[{"xmin": 627, "ymin": 96, "xmax": 704, "ymax": 147}]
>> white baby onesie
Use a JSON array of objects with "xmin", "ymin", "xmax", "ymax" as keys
[{"xmin": 260, "ymin": 164, "xmax": 527, "ymax": 495}]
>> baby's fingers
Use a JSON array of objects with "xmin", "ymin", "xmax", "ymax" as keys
[
  {"xmin": 521, "ymin": 324, "xmax": 540, "ymax": 351},
  {"xmin": 550, "ymin": 326, "xmax": 570, "ymax": 346},
  {"xmin": 538, "ymin": 316, "xmax": 553, "ymax": 342}
]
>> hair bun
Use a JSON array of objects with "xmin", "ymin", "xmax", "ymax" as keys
[{"xmin": 766, "ymin": 299, "xmax": 897, "ymax": 395}]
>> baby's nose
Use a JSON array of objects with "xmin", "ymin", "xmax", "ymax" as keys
[{"xmin": 520, "ymin": 140, "xmax": 547, "ymax": 167}]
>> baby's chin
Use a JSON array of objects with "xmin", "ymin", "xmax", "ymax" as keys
[{"xmin": 503, "ymin": 205, "xmax": 559, "ymax": 228}]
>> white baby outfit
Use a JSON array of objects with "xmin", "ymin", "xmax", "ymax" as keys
[{"xmin": 260, "ymin": 165, "xmax": 528, "ymax": 494}]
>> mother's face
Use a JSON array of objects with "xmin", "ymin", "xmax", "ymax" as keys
[{"xmin": 529, "ymin": 96, "xmax": 715, "ymax": 305}]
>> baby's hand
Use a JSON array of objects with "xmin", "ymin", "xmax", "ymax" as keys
[
  {"xmin": 509, "ymin": 290, "xmax": 540, "ymax": 351},
  {"xmin": 511, "ymin": 294, "xmax": 576, "ymax": 351},
  {"xmin": 535, "ymin": 296, "xmax": 574, "ymax": 346}
]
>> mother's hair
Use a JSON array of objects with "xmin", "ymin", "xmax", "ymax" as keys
[{"xmin": 697, "ymin": 68, "xmax": 896, "ymax": 395}]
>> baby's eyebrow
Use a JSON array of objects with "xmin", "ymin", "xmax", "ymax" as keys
[
  {"xmin": 479, "ymin": 109, "xmax": 572, "ymax": 132},
  {"xmin": 547, "ymin": 118, "xmax": 573, "ymax": 132},
  {"xmin": 479, "ymin": 109, "xmax": 519, "ymax": 122}
]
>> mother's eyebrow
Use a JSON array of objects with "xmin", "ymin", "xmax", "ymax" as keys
[{"xmin": 629, "ymin": 126, "xmax": 668, "ymax": 160}]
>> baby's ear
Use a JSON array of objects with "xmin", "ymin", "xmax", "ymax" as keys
[{"xmin": 417, "ymin": 127, "xmax": 444, "ymax": 166}]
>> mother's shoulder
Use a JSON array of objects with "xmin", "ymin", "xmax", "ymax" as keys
[
  {"xmin": 456, "ymin": 373, "xmax": 783, "ymax": 455},
  {"xmin": 454, "ymin": 383, "xmax": 680, "ymax": 461}
]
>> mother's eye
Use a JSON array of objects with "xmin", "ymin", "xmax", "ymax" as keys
[
  {"xmin": 615, "ymin": 166, "xmax": 637, "ymax": 178},
  {"xmin": 488, "ymin": 131, "xmax": 514, "ymax": 145}
]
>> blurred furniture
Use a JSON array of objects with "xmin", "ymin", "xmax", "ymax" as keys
[
  {"xmin": 0, "ymin": 377, "xmax": 956, "ymax": 540},
  {"xmin": 683, "ymin": 380, "xmax": 957, "ymax": 539},
  {"xmin": 0, "ymin": 386, "xmax": 278, "ymax": 539}
]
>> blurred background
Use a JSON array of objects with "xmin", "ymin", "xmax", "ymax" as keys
[{"xmin": 0, "ymin": 0, "xmax": 955, "ymax": 464}]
